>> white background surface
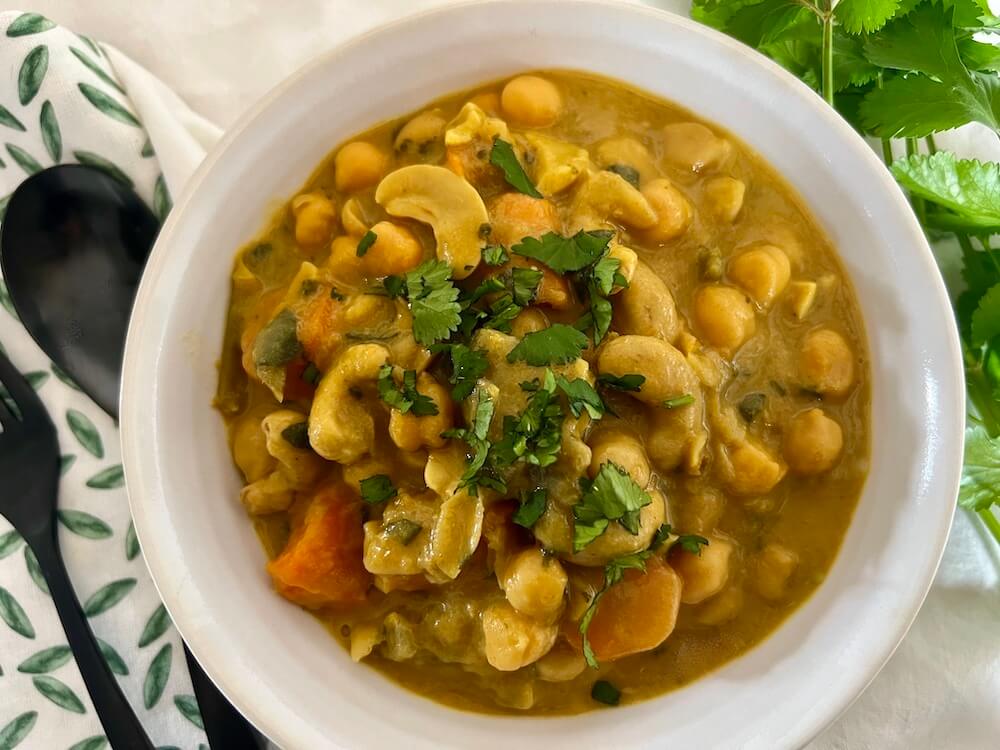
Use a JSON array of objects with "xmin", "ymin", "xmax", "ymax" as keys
[{"xmin": 9, "ymin": 0, "xmax": 1000, "ymax": 747}]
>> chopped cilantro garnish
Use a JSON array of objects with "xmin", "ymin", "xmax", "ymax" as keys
[
  {"xmin": 556, "ymin": 376, "xmax": 605, "ymax": 419},
  {"xmin": 605, "ymin": 163, "xmax": 640, "ymax": 188},
  {"xmin": 511, "ymin": 230, "xmax": 613, "ymax": 274},
  {"xmin": 506, "ymin": 324, "xmax": 588, "ymax": 366},
  {"xmin": 513, "ymin": 488, "xmax": 548, "ymax": 528},
  {"xmin": 492, "ymin": 370, "xmax": 565, "ymax": 469},
  {"xmin": 676, "ymin": 534, "xmax": 710, "ymax": 555},
  {"xmin": 441, "ymin": 343, "xmax": 489, "ymax": 401},
  {"xmin": 379, "ymin": 260, "xmax": 460, "ymax": 344},
  {"xmin": 483, "ymin": 244, "xmax": 510, "ymax": 266},
  {"xmin": 356, "ymin": 229, "xmax": 377, "ymax": 257},
  {"xmin": 280, "ymin": 421, "xmax": 310, "ymax": 449},
  {"xmin": 597, "ymin": 373, "xmax": 646, "ymax": 392},
  {"xmin": 573, "ymin": 462, "xmax": 652, "ymax": 552},
  {"xmin": 360, "ymin": 474, "xmax": 397, "ymax": 504},
  {"xmin": 662, "ymin": 394, "xmax": 695, "ymax": 409},
  {"xmin": 489, "ymin": 137, "xmax": 542, "ymax": 198},
  {"xmin": 442, "ymin": 390, "xmax": 503, "ymax": 493},
  {"xmin": 377, "ymin": 365, "xmax": 439, "ymax": 416},
  {"xmin": 591, "ymin": 680, "xmax": 622, "ymax": 706},
  {"xmin": 511, "ymin": 267, "xmax": 543, "ymax": 306},
  {"xmin": 382, "ymin": 275, "xmax": 406, "ymax": 298},
  {"xmin": 330, "ymin": 286, "xmax": 345, "ymax": 301}
]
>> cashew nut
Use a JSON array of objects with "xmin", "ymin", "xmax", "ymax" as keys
[
  {"xmin": 308, "ymin": 344, "xmax": 389, "ymax": 463},
  {"xmin": 375, "ymin": 164, "xmax": 489, "ymax": 279},
  {"xmin": 568, "ymin": 169, "xmax": 658, "ymax": 231}
]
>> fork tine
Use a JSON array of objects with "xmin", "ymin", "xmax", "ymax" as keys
[{"xmin": 0, "ymin": 347, "xmax": 39, "ymax": 422}]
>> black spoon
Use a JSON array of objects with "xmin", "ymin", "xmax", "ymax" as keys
[{"xmin": 1, "ymin": 164, "xmax": 262, "ymax": 750}]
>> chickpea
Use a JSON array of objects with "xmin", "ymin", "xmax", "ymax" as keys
[
  {"xmin": 696, "ymin": 585, "xmax": 744, "ymax": 626},
  {"xmin": 536, "ymin": 644, "xmax": 586, "ymax": 682},
  {"xmin": 693, "ymin": 285, "xmax": 756, "ymax": 352},
  {"xmin": 334, "ymin": 141, "xmax": 387, "ymax": 192},
  {"xmin": 489, "ymin": 193, "xmax": 561, "ymax": 246},
  {"xmin": 724, "ymin": 440, "xmax": 785, "ymax": 496},
  {"xmin": 783, "ymin": 408, "xmax": 843, "ymax": 475},
  {"xmin": 482, "ymin": 600, "xmax": 558, "ymax": 671},
  {"xmin": 703, "ymin": 176, "xmax": 746, "ymax": 223},
  {"xmin": 662, "ymin": 122, "xmax": 732, "ymax": 173},
  {"xmin": 670, "ymin": 534, "xmax": 733, "ymax": 604},
  {"xmin": 755, "ymin": 543, "xmax": 799, "ymax": 601},
  {"xmin": 501, "ymin": 75, "xmax": 563, "ymax": 127},
  {"xmin": 641, "ymin": 178, "xmax": 692, "ymax": 243},
  {"xmin": 799, "ymin": 328, "xmax": 855, "ymax": 398},
  {"xmin": 326, "ymin": 235, "xmax": 365, "ymax": 281},
  {"xmin": 727, "ymin": 244, "xmax": 791, "ymax": 309},
  {"xmin": 470, "ymin": 91, "xmax": 501, "ymax": 115},
  {"xmin": 511, "ymin": 307, "xmax": 549, "ymax": 338},
  {"xmin": 500, "ymin": 547, "xmax": 568, "ymax": 623},
  {"xmin": 362, "ymin": 221, "xmax": 423, "ymax": 277},
  {"xmin": 588, "ymin": 428, "xmax": 651, "ymax": 488},
  {"xmin": 676, "ymin": 488, "xmax": 725, "ymax": 535},
  {"xmin": 291, "ymin": 193, "xmax": 337, "ymax": 248},
  {"xmin": 388, "ymin": 373, "xmax": 454, "ymax": 452}
]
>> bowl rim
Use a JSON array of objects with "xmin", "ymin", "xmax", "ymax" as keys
[{"xmin": 120, "ymin": 1, "xmax": 964, "ymax": 747}]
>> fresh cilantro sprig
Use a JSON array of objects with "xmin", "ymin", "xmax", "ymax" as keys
[
  {"xmin": 492, "ymin": 369, "xmax": 566, "ymax": 469},
  {"xmin": 511, "ymin": 230, "xmax": 613, "ymax": 274},
  {"xmin": 490, "ymin": 137, "xmax": 542, "ymax": 198},
  {"xmin": 377, "ymin": 365, "xmax": 439, "ymax": 416},
  {"xmin": 692, "ymin": 0, "xmax": 1000, "ymax": 545},
  {"xmin": 573, "ymin": 461, "xmax": 652, "ymax": 552},
  {"xmin": 442, "ymin": 390, "xmax": 505, "ymax": 493},
  {"xmin": 507, "ymin": 324, "xmax": 589, "ymax": 366},
  {"xmin": 382, "ymin": 259, "xmax": 461, "ymax": 344}
]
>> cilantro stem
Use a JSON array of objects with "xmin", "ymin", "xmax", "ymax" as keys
[
  {"xmin": 962, "ymin": 337, "xmax": 1000, "ymax": 437},
  {"xmin": 925, "ymin": 134, "xmax": 938, "ymax": 155},
  {"xmin": 978, "ymin": 507, "xmax": 1000, "ymax": 546},
  {"xmin": 820, "ymin": 5, "xmax": 834, "ymax": 106},
  {"xmin": 905, "ymin": 138, "xmax": 927, "ymax": 225},
  {"xmin": 877, "ymin": 75, "xmax": 893, "ymax": 165}
]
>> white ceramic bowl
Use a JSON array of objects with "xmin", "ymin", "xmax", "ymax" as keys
[{"xmin": 120, "ymin": 1, "xmax": 965, "ymax": 747}]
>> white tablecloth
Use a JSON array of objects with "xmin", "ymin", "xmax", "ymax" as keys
[{"xmin": 13, "ymin": 1, "xmax": 1000, "ymax": 747}]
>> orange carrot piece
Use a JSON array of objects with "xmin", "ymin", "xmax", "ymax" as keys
[{"xmin": 267, "ymin": 483, "xmax": 371, "ymax": 608}]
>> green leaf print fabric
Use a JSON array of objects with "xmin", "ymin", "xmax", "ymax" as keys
[{"xmin": 0, "ymin": 11, "xmax": 214, "ymax": 749}]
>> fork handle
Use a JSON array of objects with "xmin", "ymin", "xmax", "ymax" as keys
[{"xmin": 27, "ymin": 525, "xmax": 156, "ymax": 750}]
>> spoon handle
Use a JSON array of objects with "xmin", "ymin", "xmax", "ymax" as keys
[{"xmin": 28, "ymin": 524, "xmax": 155, "ymax": 750}]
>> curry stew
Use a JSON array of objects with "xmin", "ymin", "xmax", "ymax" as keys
[{"xmin": 216, "ymin": 71, "xmax": 869, "ymax": 713}]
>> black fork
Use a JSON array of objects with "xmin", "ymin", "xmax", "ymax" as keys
[{"xmin": 0, "ymin": 349, "xmax": 154, "ymax": 750}]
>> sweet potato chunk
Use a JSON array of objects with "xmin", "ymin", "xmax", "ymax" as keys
[
  {"xmin": 570, "ymin": 557, "xmax": 682, "ymax": 662},
  {"xmin": 268, "ymin": 483, "xmax": 371, "ymax": 607}
]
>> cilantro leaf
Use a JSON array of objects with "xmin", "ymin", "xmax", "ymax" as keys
[
  {"xmin": 676, "ymin": 534, "xmax": 710, "ymax": 555},
  {"xmin": 511, "ymin": 267, "xmax": 543, "ymax": 306},
  {"xmin": 443, "ymin": 343, "xmax": 489, "ymax": 401},
  {"xmin": 591, "ymin": 680, "xmax": 621, "ymax": 706},
  {"xmin": 280, "ymin": 421, "xmax": 310, "ymax": 449},
  {"xmin": 442, "ymin": 390, "xmax": 502, "ymax": 493},
  {"xmin": 597, "ymin": 373, "xmax": 646, "ymax": 392},
  {"xmin": 360, "ymin": 474, "xmax": 397, "ymax": 504},
  {"xmin": 556, "ymin": 376, "xmax": 605, "ymax": 419},
  {"xmin": 835, "ymin": 0, "xmax": 900, "ymax": 35},
  {"xmin": 605, "ymin": 164, "xmax": 640, "ymax": 188},
  {"xmin": 401, "ymin": 260, "xmax": 462, "ymax": 344},
  {"xmin": 490, "ymin": 137, "xmax": 542, "ymax": 198},
  {"xmin": 972, "ymin": 283, "xmax": 1000, "ymax": 346},
  {"xmin": 507, "ymin": 324, "xmax": 588, "ymax": 366},
  {"xmin": 513, "ymin": 488, "xmax": 547, "ymax": 528},
  {"xmin": 483, "ymin": 244, "xmax": 509, "ymax": 266},
  {"xmin": 859, "ymin": 4, "xmax": 1000, "ymax": 137},
  {"xmin": 377, "ymin": 365, "xmax": 439, "ymax": 416},
  {"xmin": 356, "ymin": 229, "xmax": 377, "ymax": 257},
  {"xmin": 493, "ymin": 370, "xmax": 565, "ymax": 469},
  {"xmin": 700, "ymin": 0, "xmax": 806, "ymax": 48},
  {"xmin": 960, "ymin": 424, "xmax": 1000, "ymax": 511},
  {"xmin": 512, "ymin": 230, "xmax": 613, "ymax": 274},
  {"xmin": 891, "ymin": 152, "xmax": 1000, "ymax": 232},
  {"xmin": 573, "ymin": 462, "xmax": 652, "ymax": 552},
  {"xmin": 382, "ymin": 275, "xmax": 406, "ymax": 298}
]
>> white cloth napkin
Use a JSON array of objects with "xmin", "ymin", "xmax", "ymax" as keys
[{"xmin": 1, "ymin": 2, "xmax": 997, "ymax": 749}]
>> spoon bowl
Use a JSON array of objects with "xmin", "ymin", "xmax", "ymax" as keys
[{"xmin": 0, "ymin": 165, "xmax": 155, "ymax": 415}]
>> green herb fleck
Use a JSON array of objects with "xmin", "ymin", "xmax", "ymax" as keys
[
  {"xmin": 356, "ymin": 230, "xmax": 377, "ymax": 257},
  {"xmin": 360, "ymin": 474, "xmax": 397, "ymax": 505},
  {"xmin": 490, "ymin": 137, "xmax": 542, "ymax": 197}
]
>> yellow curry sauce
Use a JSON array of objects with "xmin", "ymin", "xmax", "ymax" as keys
[{"xmin": 216, "ymin": 71, "xmax": 870, "ymax": 714}]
